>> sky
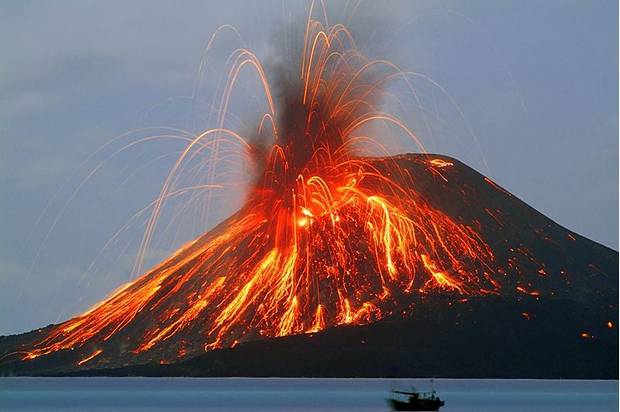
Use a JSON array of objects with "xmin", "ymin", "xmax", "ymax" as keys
[{"xmin": 1, "ymin": 0, "xmax": 617, "ymax": 335}]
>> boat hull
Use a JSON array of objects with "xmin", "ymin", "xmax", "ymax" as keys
[{"xmin": 388, "ymin": 398, "xmax": 444, "ymax": 411}]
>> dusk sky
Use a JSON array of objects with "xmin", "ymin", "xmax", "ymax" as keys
[{"xmin": 1, "ymin": 0, "xmax": 617, "ymax": 335}]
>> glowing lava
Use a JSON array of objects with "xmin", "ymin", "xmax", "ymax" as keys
[{"xmin": 18, "ymin": 4, "xmax": 501, "ymax": 364}]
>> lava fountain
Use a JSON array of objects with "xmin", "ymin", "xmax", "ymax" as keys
[{"xmin": 19, "ymin": 5, "xmax": 500, "ymax": 365}]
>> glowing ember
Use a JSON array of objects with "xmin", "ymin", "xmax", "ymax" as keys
[
  {"xmin": 77, "ymin": 349, "xmax": 103, "ymax": 366},
  {"xmin": 516, "ymin": 286, "xmax": 540, "ymax": 297},
  {"xmin": 429, "ymin": 158, "xmax": 453, "ymax": 168}
]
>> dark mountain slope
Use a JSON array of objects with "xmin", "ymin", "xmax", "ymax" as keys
[{"xmin": 1, "ymin": 154, "xmax": 617, "ymax": 377}]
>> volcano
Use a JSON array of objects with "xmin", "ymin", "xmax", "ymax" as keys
[
  {"xmin": 1, "ymin": 153, "xmax": 617, "ymax": 377},
  {"xmin": 1, "ymin": 13, "xmax": 617, "ymax": 378}
]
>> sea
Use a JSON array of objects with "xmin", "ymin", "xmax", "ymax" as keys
[{"xmin": 0, "ymin": 378, "xmax": 617, "ymax": 411}]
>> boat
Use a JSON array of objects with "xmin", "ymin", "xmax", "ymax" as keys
[{"xmin": 387, "ymin": 382, "xmax": 445, "ymax": 411}]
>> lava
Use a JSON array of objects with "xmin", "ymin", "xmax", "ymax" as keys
[
  {"xmin": 77, "ymin": 349, "xmax": 103, "ymax": 366},
  {"xmin": 17, "ymin": 3, "xmax": 503, "ymax": 364}
]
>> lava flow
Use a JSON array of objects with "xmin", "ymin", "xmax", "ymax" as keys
[{"xmin": 16, "ymin": 6, "xmax": 504, "ymax": 365}]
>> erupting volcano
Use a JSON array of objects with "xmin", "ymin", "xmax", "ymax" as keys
[{"xmin": 1, "ymin": 5, "xmax": 617, "ymax": 377}]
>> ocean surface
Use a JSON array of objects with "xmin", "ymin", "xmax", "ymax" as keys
[{"xmin": 0, "ymin": 377, "xmax": 617, "ymax": 411}]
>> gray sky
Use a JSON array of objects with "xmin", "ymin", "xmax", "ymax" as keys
[{"xmin": 1, "ymin": 0, "xmax": 617, "ymax": 335}]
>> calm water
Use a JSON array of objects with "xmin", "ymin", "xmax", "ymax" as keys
[{"xmin": 0, "ymin": 378, "xmax": 617, "ymax": 411}]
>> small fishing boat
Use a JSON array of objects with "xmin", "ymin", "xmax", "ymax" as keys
[{"xmin": 387, "ymin": 381, "xmax": 445, "ymax": 411}]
